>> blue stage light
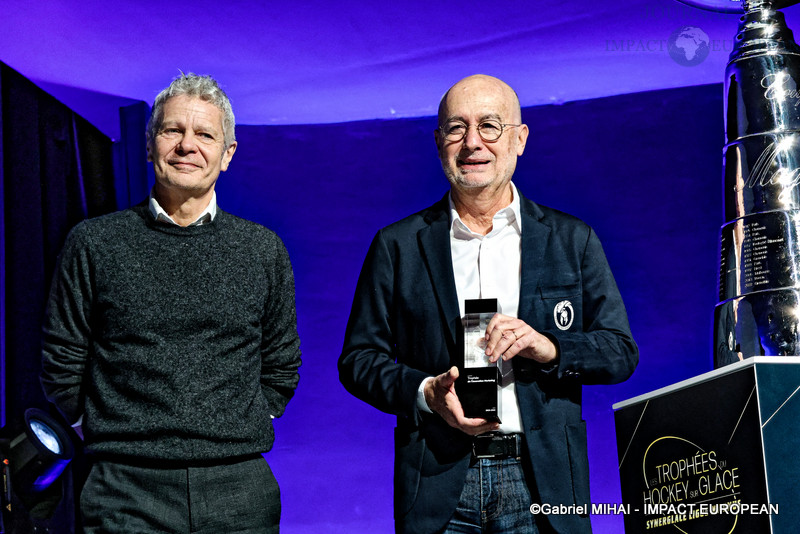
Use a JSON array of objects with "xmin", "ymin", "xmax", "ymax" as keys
[
  {"xmin": 29, "ymin": 421, "xmax": 62, "ymax": 456},
  {"xmin": 6, "ymin": 409, "xmax": 75, "ymax": 493}
]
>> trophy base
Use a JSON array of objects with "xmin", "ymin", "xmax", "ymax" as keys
[
  {"xmin": 715, "ymin": 287, "xmax": 800, "ymax": 367},
  {"xmin": 457, "ymin": 367, "xmax": 501, "ymax": 423}
]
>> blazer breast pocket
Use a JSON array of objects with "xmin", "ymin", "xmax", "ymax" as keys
[{"xmin": 538, "ymin": 281, "xmax": 581, "ymax": 332}]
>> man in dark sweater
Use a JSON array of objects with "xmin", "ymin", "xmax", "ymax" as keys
[{"xmin": 40, "ymin": 74, "xmax": 301, "ymax": 533}]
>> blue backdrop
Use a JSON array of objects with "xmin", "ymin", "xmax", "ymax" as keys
[{"xmin": 207, "ymin": 82, "xmax": 724, "ymax": 532}]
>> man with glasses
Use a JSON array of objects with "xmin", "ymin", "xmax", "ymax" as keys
[{"xmin": 339, "ymin": 75, "xmax": 638, "ymax": 533}]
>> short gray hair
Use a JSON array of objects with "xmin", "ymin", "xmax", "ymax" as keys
[{"xmin": 147, "ymin": 73, "xmax": 236, "ymax": 150}]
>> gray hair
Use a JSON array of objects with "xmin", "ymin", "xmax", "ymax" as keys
[{"xmin": 147, "ymin": 73, "xmax": 236, "ymax": 150}]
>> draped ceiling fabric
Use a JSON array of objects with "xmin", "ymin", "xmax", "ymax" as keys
[{"xmin": 3, "ymin": 0, "xmax": 800, "ymax": 131}]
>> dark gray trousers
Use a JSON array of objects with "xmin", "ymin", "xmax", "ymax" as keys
[{"xmin": 80, "ymin": 455, "xmax": 280, "ymax": 533}]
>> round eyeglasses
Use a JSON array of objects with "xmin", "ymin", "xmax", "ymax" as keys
[{"xmin": 438, "ymin": 120, "xmax": 521, "ymax": 142}]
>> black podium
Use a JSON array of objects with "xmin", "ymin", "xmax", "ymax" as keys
[{"xmin": 613, "ymin": 357, "xmax": 800, "ymax": 533}]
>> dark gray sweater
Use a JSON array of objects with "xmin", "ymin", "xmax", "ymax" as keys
[{"xmin": 41, "ymin": 204, "xmax": 301, "ymax": 462}]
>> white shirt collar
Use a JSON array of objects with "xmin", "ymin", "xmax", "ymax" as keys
[
  {"xmin": 448, "ymin": 182, "xmax": 522, "ymax": 238},
  {"xmin": 148, "ymin": 190, "xmax": 218, "ymax": 227}
]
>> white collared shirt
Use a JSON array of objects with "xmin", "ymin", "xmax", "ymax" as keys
[
  {"xmin": 418, "ymin": 182, "xmax": 524, "ymax": 433},
  {"xmin": 148, "ymin": 190, "xmax": 218, "ymax": 226}
]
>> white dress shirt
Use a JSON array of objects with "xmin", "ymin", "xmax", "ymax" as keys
[
  {"xmin": 418, "ymin": 182, "xmax": 524, "ymax": 433},
  {"xmin": 148, "ymin": 190, "xmax": 218, "ymax": 226}
]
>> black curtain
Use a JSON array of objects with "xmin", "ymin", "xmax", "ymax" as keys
[
  {"xmin": 0, "ymin": 61, "xmax": 118, "ymax": 533},
  {"xmin": 114, "ymin": 101, "xmax": 153, "ymax": 210}
]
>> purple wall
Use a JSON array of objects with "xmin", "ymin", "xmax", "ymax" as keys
[{"xmin": 211, "ymin": 83, "xmax": 724, "ymax": 532}]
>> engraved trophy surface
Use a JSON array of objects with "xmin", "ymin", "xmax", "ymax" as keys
[{"xmin": 713, "ymin": 0, "xmax": 800, "ymax": 365}]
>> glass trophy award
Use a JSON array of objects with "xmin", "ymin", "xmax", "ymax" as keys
[{"xmin": 456, "ymin": 298, "xmax": 501, "ymax": 422}]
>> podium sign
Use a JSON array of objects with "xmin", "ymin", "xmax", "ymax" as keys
[{"xmin": 613, "ymin": 357, "xmax": 800, "ymax": 533}]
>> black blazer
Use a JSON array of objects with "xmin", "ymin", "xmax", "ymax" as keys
[{"xmin": 339, "ymin": 191, "xmax": 638, "ymax": 533}]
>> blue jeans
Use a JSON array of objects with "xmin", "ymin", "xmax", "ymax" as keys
[{"xmin": 443, "ymin": 457, "xmax": 539, "ymax": 533}]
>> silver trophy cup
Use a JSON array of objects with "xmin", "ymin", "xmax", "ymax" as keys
[{"xmin": 706, "ymin": 0, "xmax": 800, "ymax": 365}]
